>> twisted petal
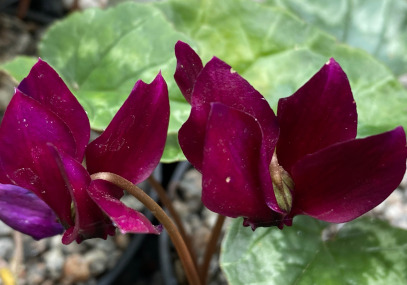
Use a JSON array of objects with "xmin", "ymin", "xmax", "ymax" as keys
[
  {"xmin": 86, "ymin": 73, "xmax": 169, "ymax": 184},
  {"xmin": 202, "ymin": 103, "xmax": 282, "ymax": 228},
  {"xmin": 174, "ymin": 41, "xmax": 203, "ymax": 103},
  {"xmin": 179, "ymin": 57, "xmax": 279, "ymax": 171},
  {"xmin": 0, "ymin": 184, "xmax": 63, "ymax": 240},
  {"xmin": 277, "ymin": 58, "xmax": 357, "ymax": 172},
  {"xmin": 18, "ymin": 59, "xmax": 90, "ymax": 161},
  {"xmin": 48, "ymin": 145, "xmax": 115, "ymax": 244},
  {"xmin": 88, "ymin": 180, "xmax": 162, "ymax": 235},
  {"xmin": 290, "ymin": 127, "xmax": 407, "ymax": 223},
  {"xmin": 0, "ymin": 91, "xmax": 76, "ymax": 227}
]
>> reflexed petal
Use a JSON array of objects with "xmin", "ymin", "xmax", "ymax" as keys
[
  {"xmin": 277, "ymin": 58, "xmax": 357, "ymax": 172},
  {"xmin": 0, "ymin": 91, "xmax": 76, "ymax": 227},
  {"xmin": 49, "ymin": 146, "xmax": 115, "ymax": 244},
  {"xmin": 290, "ymin": 127, "xmax": 407, "ymax": 223},
  {"xmin": 86, "ymin": 73, "xmax": 169, "ymax": 184},
  {"xmin": 179, "ymin": 57, "xmax": 279, "ymax": 171},
  {"xmin": 18, "ymin": 59, "xmax": 90, "ymax": 160},
  {"xmin": 202, "ymin": 103, "xmax": 282, "ymax": 228},
  {"xmin": 0, "ymin": 184, "xmax": 63, "ymax": 239},
  {"xmin": 174, "ymin": 41, "xmax": 203, "ymax": 103},
  {"xmin": 88, "ymin": 180, "xmax": 162, "ymax": 235}
]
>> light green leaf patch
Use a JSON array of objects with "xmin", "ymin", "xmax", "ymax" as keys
[
  {"xmin": 263, "ymin": 0, "xmax": 407, "ymax": 76},
  {"xmin": 38, "ymin": 2, "xmax": 192, "ymax": 161},
  {"xmin": 3, "ymin": 0, "xmax": 407, "ymax": 161},
  {"xmin": 221, "ymin": 216, "xmax": 407, "ymax": 285},
  {"xmin": 156, "ymin": 0, "xmax": 407, "ymax": 138},
  {"xmin": 0, "ymin": 56, "xmax": 38, "ymax": 83}
]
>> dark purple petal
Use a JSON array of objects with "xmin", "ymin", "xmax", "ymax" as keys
[
  {"xmin": 86, "ymin": 73, "xmax": 169, "ymax": 184},
  {"xmin": 0, "ymin": 184, "xmax": 63, "ymax": 239},
  {"xmin": 88, "ymin": 180, "xmax": 162, "ymax": 235},
  {"xmin": 179, "ymin": 57, "xmax": 279, "ymax": 171},
  {"xmin": 18, "ymin": 59, "xmax": 90, "ymax": 161},
  {"xmin": 277, "ymin": 58, "xmax": 357, "ymax": 172},
  {"xmin": 0, "ymin": 91, "xmax": 76, "ymax": 227},
  {"xmin": 48, "ymin": 146, "xmax": 115, "ymax": 244},
  {"xmin": 290, "ymin": 127, "xmax": 407, "ymax": 223},
  {"xmin": 174, "ymin": 41, "xmax": 203, "ymax": 103},
  {"xmin": 202, "ymin": 103, "xmax": 283, "ymax": 228}
]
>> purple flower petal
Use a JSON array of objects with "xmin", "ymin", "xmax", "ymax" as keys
[
  {"xmin": 202, "ymin": 103, "xmax": 283, "ymax": 228},
  {"xmin": 290, "ymin": 127, "xmax": 407, "ymax": 223},
  {"xmin": 174, "ymin": 41, "xmax": 203, "ymax": 103},
  {"xmin": 0, "ymin": 184, "xmax": 63, "ymax": 240},
  {"xmin": 277, "ymin": 58, "xmax": 357, "ymax": 172},
  {"xmin": 48, "ymin": 146, "xmax": 115, "ymax": 244},
  {"xmin": 86, "ymin": 73, "xmax": 169, "ymax": 184},
  {"xmin": 18, "ymin": 59, "xmax": 90, "ymax": 161},
  {"xmin": 0, "ymin": 91, "xmax": 76, "ymax": 227},
  {"xmin": 179, "ymin": 57, "xmax": 279, "ymax": 171},
  {"xmin": 88, "ymin": 180, "xmax": 162, "ymax": 235}
]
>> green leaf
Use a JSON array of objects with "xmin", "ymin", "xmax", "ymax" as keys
[
  {"xmin": 0, "ymin": 56, "xmax": 37, "ymax": 82},
  {"xmin": 221, "ymin": 216, "xmax": 407, "ymax": 284},
  {"xmin": 156, "ymin": 0, "xmax": 407, "ymax": 138},
  {"xmin": 262, "ymin": 0, "xmax": 407, "ymax": 75},
  {"xmin": 36, "ymin": 0, "xmax": 407, "ymax": 162},
  {"xmin": 38, "ymin": 2, "xmax": 192, "ymax": 162}
]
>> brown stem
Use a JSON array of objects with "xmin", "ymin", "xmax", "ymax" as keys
[
  {"xmin": 200, "ymin": 214, "xmax": 226, "ymax": 284},
  {"xmin": 17, "ymin": 0, "xmax": 31, "ymax": 19},
  {"xmin": 90, "ymin": 172, "xmax": 201, "ymax": 285},
  {"xmin": 147, "ymin": 175, "xmax": 198, "ymax": 269}
]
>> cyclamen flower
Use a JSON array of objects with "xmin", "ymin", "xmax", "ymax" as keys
[
  {"xmin": 0, "ymin": 59, "xmax": 169, "ymax": 243},
  {"xmin": 174, "ymin": 41, "xmax": 407, "ymax": 229}
]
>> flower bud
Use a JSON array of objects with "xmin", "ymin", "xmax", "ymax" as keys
[{"xmin": 269, "ymin": 153, "xmax": 294, "ymax": 213}]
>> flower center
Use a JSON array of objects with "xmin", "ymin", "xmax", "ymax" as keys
[{"xmin": 269, "ymin": 152, "xmax": 294, "ymax": 213}]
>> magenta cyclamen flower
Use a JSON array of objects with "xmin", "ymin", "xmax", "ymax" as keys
[
  {"xmin": 175, "ymin": 41, "xmax": 407, "ymax": 229},
  {"xmin": 0, "ymin": 59, "xmax": 169, "ymax": 243}
]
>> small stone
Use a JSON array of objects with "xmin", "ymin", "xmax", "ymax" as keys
[
  {"xmin": 95, "ymin": 236, "xmax": 116, "ymax": 252},
  {"xmin": 203, "ymin": 208, "xmax": 218, "ymax": 228},
  {"xmin": 0, "ymin": 237, "xmax": 14, "ymax": 259},
  {"xmin": 173, "ymin": 199, "xmax": 189, "ymax": 219},
  {"xmin": 192, "ymin": 226, "xmax": 210, "ymax": 257},
  {"xmin": 62, "ymin": 0, "xmax": 108, "ymax": 9},
  {"xmin": 49, "ymin": 235, "xmax": 64, "ymax": 249},
  {"xmin": 399, "ymin": 169, "xmax": 407, "ymax": 190},
  {"xmin": 61, "ymin": 241, "xmax": 88, "ymax": 254},
  {"xmin": 121, "ymin": 193, "xmax": 144, "ymax": 211},
  {"xmin": 43, "ymin": 248, "xmax": 64, "ymax": 279},
  {"xmin": 114, "ymin": 234, "xmax": 130, "ymax": 249},
  {"xmin": 24, "ymin": 238, "xmax": 48, "ymax": 257},
  {"xmin": 179, "ymin": 169, "xmax": 202, "ymax": 200},
  {"xmin": 106, "ymin": 250, "xmax": 122, "ymax": 269},
  {"xmin": 0, "ymin": 220, "xmax": 12, "ymax": 236},
  {"xmin": 63, "ymin": 254, "xmax": 90, "ymax": 283},
  {"xmin": 25, "ymin": 262, "xmax": 46, "ymax": 285},
  {"xmin": 84, "ymin": 249, "xmax": 108, "ymax": 275}
]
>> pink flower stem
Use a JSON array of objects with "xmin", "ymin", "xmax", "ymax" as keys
[{"xmin": 91, "ymin": 172, "xmax": 201, "ymax": 285}]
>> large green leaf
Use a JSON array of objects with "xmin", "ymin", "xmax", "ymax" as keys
[
  {"xmin": 38, "ymin": 2, "xmax": 192, "ymax": 162},
  {"xmin": 2, "ymin": 0, "xmax": 407, "ymax": 161},
  {"xmin": 263, "ymin": 0, "xmax": 407, "ymax": 76},
  {"xmin": 0, "ymin": 56, "xmax": 37, "ymax": 83},
  {"xmin": 155, "ymin": 0, "xmax": 407, "ymax": 138},
  {"xmin": 221, "ymin": 216, "xmax": 407, "ymax": 284}
]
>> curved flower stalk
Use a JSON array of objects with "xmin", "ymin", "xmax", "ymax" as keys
[
  {"xmin": 0, "ymin": 59, "xmax": 169, "ymax": 243},
  {"xmin": 175, "ymin": 41, "xmax": 407, "ymax": 229}
]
